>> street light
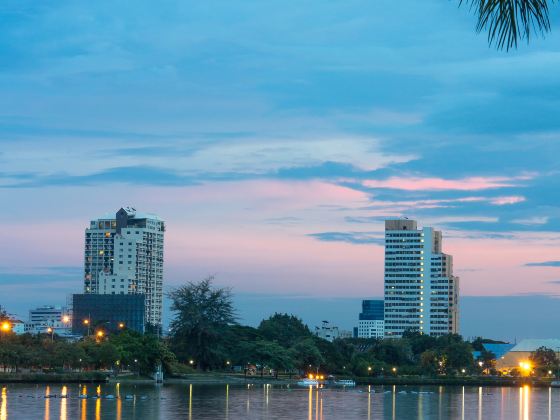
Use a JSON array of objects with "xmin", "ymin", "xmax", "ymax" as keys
[
  {"xmin": 83, "ymin": 319, "xmax": 91, "ymax": 337},
  {"xmin": 118, "ymin": 322, "xmax": 125, "ymax": 329},
  {"xmin": 62, "ymin": 315, "xmax": 70, "ymax": 324},
  {"xmin": 47, "ymin": 326, "xmax": 54, "ymax": 342},
  {"xmin": 392, "ymin": 367, "xmax": 397, "ymax": 374},
  {"xmin": 96, "ymin": 330, "xmax": 105, "ymax": 341},
  {"xmin": 1, "ymin": 321, "xmax": 11, "ymax": 333}
]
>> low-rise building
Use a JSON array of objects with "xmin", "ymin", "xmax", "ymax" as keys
[
  {"xmin": 357, "ymin": 299, "xmax": 384, "ymax": 339},
  {"xmin": 496, "ymin": 339, "xmax": 560, "ymax": 371},
  {"xmin": 315, "ymin": 321, "xmax": 346, "ymax": 342},
  {"xmin": 25, "ymin": 305, "xmax": 72, "ymax": 336},
  {"xmin": 72, "ymin": 293, "xmax": 145, "ymax": 335}
]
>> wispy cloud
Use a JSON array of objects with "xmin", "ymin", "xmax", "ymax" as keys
[
  {"xmin": 361, "ymin": 174, "xmax": 534, "ymax": 192},
  {"xmin": 511, "ymin": 216, "xmax": 549, "ymax": 226},
  {"xmin": 307, "ymin": 231, "xmax": 384, "ymax": 245},
  {"xmin": 526, "ymin": 261, "xmax": 560, "ymax": 267}
]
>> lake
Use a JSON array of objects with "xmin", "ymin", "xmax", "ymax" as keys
[{"xmin": 0, "ymin": 382, "xmax": 557, "ymax": 419}]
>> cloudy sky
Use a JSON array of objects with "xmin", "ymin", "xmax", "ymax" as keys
[{"xmin": 1, "ymin": 1, "xmax": 560, "ymax": 339}]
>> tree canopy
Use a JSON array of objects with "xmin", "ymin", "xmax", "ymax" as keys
[
  {"xmin": 460, "ymin": 0, "xmax": 554, "ymax": 50},
  {"xmin": 168, "ymin": 276, "xmax": 237, "ymax": 370}
]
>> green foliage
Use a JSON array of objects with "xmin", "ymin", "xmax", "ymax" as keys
[
  {"xmin": 168, "ymin": 276, "xmax": 237, "ymax": 370},
  {"xmin": 290, "ymin": 338, "xmax": 324, "ymax": 371},
  {"xmin": 530, "ymin": 346, "xmax": 559, "ymax": 373},
  {"xmin": 460, "ymin": 0, "xmax": 553, "ymax": 51},
  {"xmin": 258, "ymin": 313, "xmax": 312, "ymax": 347}
]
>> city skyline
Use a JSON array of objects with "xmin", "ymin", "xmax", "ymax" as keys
[{"xmin": 1, "ymin": 1, "xmax": 560, "ymax": 340}]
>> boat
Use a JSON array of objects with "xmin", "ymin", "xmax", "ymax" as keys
[
  {"xmin": 551, "ymin": 380, "xmax": 560, "ymax": 388},
  {"xmin": 333, "ymin": 379, "xmax": 356, "ymax": 387},
  {"xmin": 297, "ymin": 378, "xmax": 319, "ymax": 387}
]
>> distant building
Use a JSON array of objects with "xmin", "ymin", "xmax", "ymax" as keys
[
  {"xmin": 84, "ymin": 207, "xmax": 165, "ymax": 329},
  {"xmin": 357, "ymin": 300, "xmax": 384, "ymax": 339},
  {"xmin": 315, "ymin": 321, "xmax": 348, "ymax": 342},
  {"xmin": 25, "ymin": 305, "xmax": 72, "ymax": 336},
  {"xmin": 10, "ymin": 320, "xmax": 25, "ymax": 335},
  {"xmin": 384, "ymin": 219, "xmax": 459, "ymax": 337},
  {"xmin": 72, "ymin": 294, "xmax": 145, "ymax": 335},
  {"xmin": 496, "ymin": 339, "xmax": 560, "ymax": 371}
]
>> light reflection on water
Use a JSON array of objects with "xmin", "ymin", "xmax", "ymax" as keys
[{"xmin": 0, "ymin": 383, "xmax": 557, "ymax": 419}]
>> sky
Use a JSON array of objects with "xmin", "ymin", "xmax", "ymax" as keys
[{"xmin": 1, "ymin": 0, "xmax": 560, "ymax": 341}]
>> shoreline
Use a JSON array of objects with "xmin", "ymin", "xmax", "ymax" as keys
[{"xmin": 1, "ymin": 372, "xmax": 556, "ymax": 388}]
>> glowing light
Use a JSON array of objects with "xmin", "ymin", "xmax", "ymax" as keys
[
  {"xmin": 0, "ymin": 322, "xmax": 11, "ymax": 332},
  {"xmin": 62, "ymin": 315, "xmax": 70, "ymax": 323},
  {"xmin": 96, "ymin": 330, "xmax": 104, "ymax": 338},
  {"xmin": 83, "ymin": 319, "xmax": 90, "ymax": 325},
  {"xmin": 308, "ymin": 374, "xmax": 314, "ymax": 379}
]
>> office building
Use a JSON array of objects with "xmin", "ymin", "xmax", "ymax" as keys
[
  {"xmin": 84, "ymin": 207, "xmax": 165, "ymax": 329},
  {"xmin": 72, "ymin": 294, "xmax": 145, "ymax": 334},
  {"xmin": 315, "ymin": 321, "xmax": 350, "ymax": 342},
  {"xmin": 25, "ymin": 305, "xmax": 72, "ymax": 336},
  {"xmin": 357, "ymin": 299, "xmax": 384, "ymax": 339},
  {"xmin": 384, "ymin": 219, "xmax": 459, "ymax": 337}
]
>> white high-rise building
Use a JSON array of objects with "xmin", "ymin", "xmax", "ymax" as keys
[
  {"xmin": 84, "ymin": 207, "xmax": 165, "ymax": 328},
  {"xmin": 384, "ymin": 219, "xmax": 459, "ymax": 337}
]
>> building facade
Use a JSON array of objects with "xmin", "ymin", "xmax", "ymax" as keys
[
  {"xmin": 384, "ymin": 219, "xmax": 459, "ymax": 337},
  {"xmin": 84, "ymin": 207, "xmax": 164, "ymax": 328},
  {"xmin": 315, "ymin": 321, "xmax": 350, "ymax": 342},
  {"xmin": 25, "ymin": 305, "xmax": 72, "ymax": 336},
  {"xmin": 72, "ymin": 294, "xmax": 145, "ymax": 335},
  {"xmin": 357, "ymin": 299, "xmax": 384, "ymax": 339}
]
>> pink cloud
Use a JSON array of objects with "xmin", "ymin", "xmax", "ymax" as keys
[
  {"xmin": 489, "ymin": 196, "xmax": 526, "ymax": 205},
  {"xmin": 362, "ymin": 174, "xmax": 534, "ymax": 191}
]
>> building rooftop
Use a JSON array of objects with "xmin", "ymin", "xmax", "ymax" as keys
[
  {"xmin": 510, "ymin": 339, "xmax": 560, "ymax": 352},
  {"xmin": 96, "ymin": 207, "xmax": 163, "ymax": 221}
]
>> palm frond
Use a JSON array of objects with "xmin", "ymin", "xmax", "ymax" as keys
[{"xmin": 460, "ymin": 0, "xmax": 554, "ymax": 50}]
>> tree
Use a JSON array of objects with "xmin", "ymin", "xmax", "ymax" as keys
[
  {"xmin": 168, "ymin": 276, "xmax": 237, "ymax": 370},
  {"xmin": 460, "ymin": 0, "xmax": 554, "ymax": 50},
  {"xmin": 530, "ymin": 346, "xmax": 558, "ymax": 374},
  {"xmin": 258, "ymin": 313, "xmax": 312, "ymax": 347},
  {"xmin": 290, "ymin": 338, "xmax": 325, "ymax": 372}
]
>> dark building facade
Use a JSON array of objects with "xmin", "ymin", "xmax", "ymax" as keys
[
  {"xmin": 72, "ymin": 294, "xmax": 145, "ymax": 335},
  {"xmin": 359, "ymin": 299, "xmax": 384, "ymax": 321}
]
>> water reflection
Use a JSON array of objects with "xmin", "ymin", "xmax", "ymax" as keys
[
  {"xmin": 523, "ymin": 385, "xmax": 530, "ymax": 420},
  {"xmin": 1, "ymin": 386, "xmax": 7, "ymax": 420},
  {"xmin": 1, "ymin": 382, "xmax": 560, "ymax": 419},
  {"xmin": 461, "ymin": 386, "xmax": 465, "ymax": 420},
  {"xmin": 188, "ymin": 384, "xmax": 192, "ymax": 420},
  {"xmin": 308, "ymin": 386, "xmax": 312, "ymax": 420},
  {"xmin": 44, "ymin": 385, "xmax": 50, "ymax": 420},
  {"xmin": 60, "ymin": 386, "xmax": 67, "ymax": 420},
  {"xmin": 225, "ymin": 384, "xmax": 229, "ymax": 419}
]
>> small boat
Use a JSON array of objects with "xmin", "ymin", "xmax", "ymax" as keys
[
  {"xmin": 297, "ymin": 378, "xmax": 319, "ymax": 387},
  {"xmin": 78, "ymin": 395, "xmax": 88, "ymax": 399},
  {"xmin": 104, "ymin": 395, "xmax": 115, "ymax": 400},
  {"xmin": 334, "ymin": 380, "xmax": 356, "ymax": 387},
  {"xmin": 124, "ymin": 395, "xmax": 134, "ymax": 400}
]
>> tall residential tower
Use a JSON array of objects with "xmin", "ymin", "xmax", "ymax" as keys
[
  {"xmin": 84, "ymin": 207, "xmax": 165, "ymax": 328},
  {"xmin": 384, "ymin": 219, "xmax": 459, "ymax": 337}
]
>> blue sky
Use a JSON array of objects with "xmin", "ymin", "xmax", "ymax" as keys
[{"xmin": 1, "ymin": 0, "xmax": 560, "ymax": 340}]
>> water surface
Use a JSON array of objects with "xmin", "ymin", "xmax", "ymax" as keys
[{"xmin": 0, "ymin": 382, "xmax": 557, "ymax": 419}]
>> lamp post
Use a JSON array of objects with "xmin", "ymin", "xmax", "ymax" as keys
[
  {"xmin": 83, "ymin": 319, "xmax": 91, "ymax": 337},
  {"xmin": 46, "ymin": 326, "xmax": 54, "ymax": 343}
]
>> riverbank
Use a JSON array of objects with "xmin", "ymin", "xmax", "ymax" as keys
[
  {"xmin": 2, "ymin": 371, "xmax": 556, "ymax": 388},
  {"xmin": 357, "ymin": 376, "xmax": 556, "ymax": 388},
  {"xmin": 0, "ymin": 371, "xmax": 108, "ymax": 383}
]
